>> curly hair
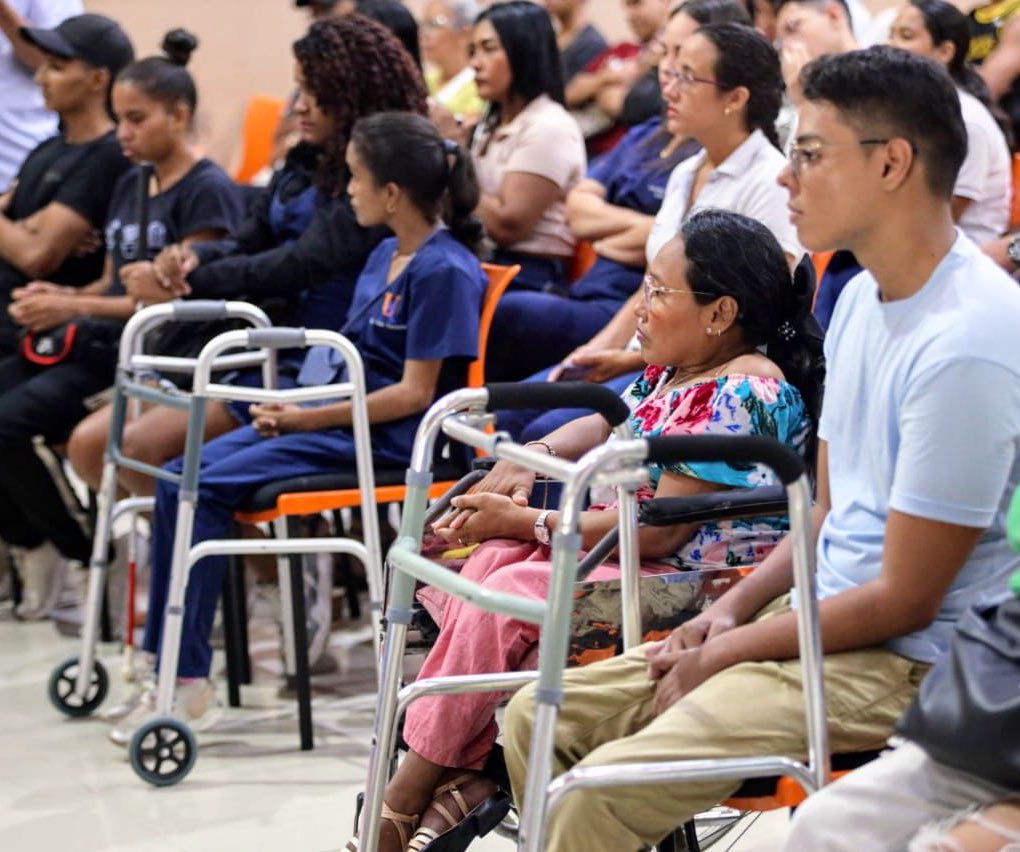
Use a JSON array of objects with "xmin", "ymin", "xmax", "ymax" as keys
[{"xmin": 292, "ymin": 15, "xmax": 428, "ymax": 196}]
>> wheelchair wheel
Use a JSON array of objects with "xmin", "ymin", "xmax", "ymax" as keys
[
  {"xmin": 129, "ymin": 716, "xmax": 197, "ymax": 787},
  {"xmin": 48, "ymin": 656, "xmax": 109, "ymax": 718}
]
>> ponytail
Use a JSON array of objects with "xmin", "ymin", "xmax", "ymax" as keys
[
  {"xmin": 350, "ymin": 112, "xmax": 484, "ymax": 253},
  {"xmin": 681, "ymin": 210, "xmax": 826, "ymax": 427},
  {"xmin": 442, "ymin": 139, "xmax": 485, "ymax": 254}
]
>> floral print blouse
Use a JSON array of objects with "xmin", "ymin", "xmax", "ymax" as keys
[{"xmin": 602, "ymin": 365, "xmax": 811, "ymax": 571}]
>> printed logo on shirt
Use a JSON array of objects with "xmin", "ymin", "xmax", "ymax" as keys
[
  {"xmin": 105, "ymin": 218, "xmax": 169, "ymax": 260},
  {"xmin": 381, "ymin": 292, "xmax": 402, "ymax": 319}
]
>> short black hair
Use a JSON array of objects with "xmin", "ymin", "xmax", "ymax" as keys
[
  {"xmin": 801, "ymin": 46, "xmax": 966, "ymax": 199},
  {"xmin": 475, "ymin": 1, "xmax": 564, "ymax": 105},
  {"xmin": 774, "ymin": 0, "xmax": 852, "ymax": 25}
]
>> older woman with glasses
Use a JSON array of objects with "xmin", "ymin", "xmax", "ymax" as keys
[
  {"xmin": 421, "ymin": 0, "xmax": 484, "ymax": 120},
  {"xmin": 348, "ymin": 208, "xmax": 823, "ymax": 852}
]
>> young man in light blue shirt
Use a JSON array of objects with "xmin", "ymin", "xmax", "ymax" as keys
[{"xmin": 501, "ymin": 46, "xmax": 1020, "ymax": 851}]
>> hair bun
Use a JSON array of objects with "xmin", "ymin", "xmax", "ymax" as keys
[{"xmin": 162, "ymin": 28, "xmax": 198, "ymax": 67}]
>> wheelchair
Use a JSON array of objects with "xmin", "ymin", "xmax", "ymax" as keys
[{"xmin": 356, "ymin": 382, "xmax": 824, "ymax": 852}]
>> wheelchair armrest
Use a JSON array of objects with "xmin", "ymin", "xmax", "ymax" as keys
[{"xmin": 639, "ymin": 485, "xmax": 788, "ymax": 527}]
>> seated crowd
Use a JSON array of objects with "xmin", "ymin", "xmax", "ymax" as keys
[{"xmin": 2, "ymin": 0, "xmax": 1019, "ymax": 850}]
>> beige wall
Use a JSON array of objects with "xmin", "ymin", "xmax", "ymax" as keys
[{"xmin": 84, "ymin": 0, "xmax": 629, "ymax": 169}]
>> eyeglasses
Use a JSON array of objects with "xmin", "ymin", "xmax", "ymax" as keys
[
  {"xmin": 642, "ymin": 274, "xmax": 716, "ymax": 306},
  {"xmin": 660, "ymin": 66, "xmax": 729, "ymax": 90},
  {"xmin": 787, "ymin": 138, "xmax": 890, "ymax": 175}
]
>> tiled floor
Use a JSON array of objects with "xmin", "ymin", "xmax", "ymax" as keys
[{"xmin": 0, "ymin": 598, "xmax": 790, "ymax": 851}]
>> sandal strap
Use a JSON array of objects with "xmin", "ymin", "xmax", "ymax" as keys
[
  {"xmin": 344, "ymin": 840, "xmax": 359, "ymax": 852},
  {"xmin": 380, "ymin": 803, "xmax": 420, "ymax": 849},
  {"xmin": 430, "ymin": 798, "xmax": 460, "ymax": 829},
  {"xmin": 432, "ymin": 773, "xmax": 476, "ymax": 822},
  {"xmin": 406, "ymin": 826, "xmax": 440, "ymax": 852}
]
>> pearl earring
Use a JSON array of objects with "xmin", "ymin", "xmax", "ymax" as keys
[{"xmin": 705, "ymin": 326, "xmax": 714, "ymax": 335}]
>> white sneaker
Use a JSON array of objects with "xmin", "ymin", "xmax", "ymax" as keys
[
  {"xmin": 12, "ymin": 542, "xmax": 66, "ymax": 621},
  {"xmin": 108, "ymin": 679, "xmax": 223, "ymax": 747}
]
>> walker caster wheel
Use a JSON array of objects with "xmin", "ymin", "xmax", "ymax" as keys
[
  {"xmin": 48, "ymin": 656, "xmax": 109, "ymax": 718},
  {"xmin": 129, "ymin": 717, "xmax": 197, "ymax": 787}
]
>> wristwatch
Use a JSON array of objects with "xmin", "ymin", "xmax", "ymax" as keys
[
  {"xmin": 1007, "ymin": 234, "xmax": 1020, "ymax": 269},
  {"xmin": 534, "ymin": 509, "xmax": 553, "ymax": 545}
]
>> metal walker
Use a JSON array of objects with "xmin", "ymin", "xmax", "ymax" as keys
[{"xmin": 359, "ymin": 382, "xmax": 828, "ymax": 851}]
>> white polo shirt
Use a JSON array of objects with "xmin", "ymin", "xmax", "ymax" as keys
[
  {"xmin": 0, "ymin": 0, "xmax": 82, "ymax": 191},
  {"xmin": 646, "ymin": 128, "xmax": 802, "ymax": 264},
  {"xmin": 955, "ymin": 88, "xmax": 1012, "ymax": 246}
]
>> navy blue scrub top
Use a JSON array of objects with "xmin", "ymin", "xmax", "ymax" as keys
[{"xmin": 298, "ymin": 228, "xmax": 486, "ymax": 460}]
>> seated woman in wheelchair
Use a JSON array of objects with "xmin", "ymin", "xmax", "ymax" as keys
[
  {"xmin": 107, "ymin": 111, "xmax": 487, "ymax": 746},
  {"xmin": 350, "ymin": 209, "xmax": 825, "ymax": 852}
]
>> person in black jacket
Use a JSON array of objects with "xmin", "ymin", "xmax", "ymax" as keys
[{"xmin": 67, "ymin": 15, "xmax": 429, "ymax": 500}]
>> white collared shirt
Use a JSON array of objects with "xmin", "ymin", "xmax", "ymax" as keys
[
  {"xmin": 646, "ymin": 128, "xmax": 802, "ymax": 264},
  {"xmin": 0, "ymin": 0, "xmax": 83, "ymax": 191}
]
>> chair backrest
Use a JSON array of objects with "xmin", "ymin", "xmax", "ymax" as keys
[
  {"xmin": 1009, "ymin": 153, "xmax": 1020, "ymax": 230},
  {"xmin": 468, "ymin": 263, "xmax": 521, "ymax": 388},
  {"xmin": 234, "ymin": 95, "xmax": 286, "ymax": 185},
  {"xmin": 569, "ymin": 240, "xmax": 597, "ymax": 283}
]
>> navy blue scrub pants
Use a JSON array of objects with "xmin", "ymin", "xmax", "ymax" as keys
[
  {"xmin": 486, "ymin": 291, "xmax": 620, "ymax": 383},
  {"xmin": 144, "ymin": 423, "xmax": 403, "ymax": 678}
]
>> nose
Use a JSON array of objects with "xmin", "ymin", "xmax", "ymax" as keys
[{"xmin": 777, "ymin": 161, "xmax": 795, "ymax": 192}]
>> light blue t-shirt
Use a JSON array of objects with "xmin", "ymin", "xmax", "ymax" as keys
[{"xmin": 817, "ymin": 232, "xmax": 1020, "ymax": 662}]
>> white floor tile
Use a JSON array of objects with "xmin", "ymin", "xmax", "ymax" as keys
[{"xmin": 0, "ymin": 605, "xmax": 788, "ymax": 851}]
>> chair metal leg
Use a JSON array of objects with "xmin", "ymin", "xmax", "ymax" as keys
[
  {"xmin": 286, "ymin": 516, "xmax": 313, "ymax": 751},
  {"xmin": 221, "ymin": 558, "xmax": 243, "ymax": 708}
]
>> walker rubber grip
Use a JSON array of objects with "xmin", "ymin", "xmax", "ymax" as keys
[
  {"xmin": 643, "ymin": 435, "xmax": 806, "ymax": 486},
  {"xmin": 485, "ymin": 381, "xmax": 630, "ymax": 426},
  {"xmin": 247, "ymin": 328, "xmax": 307, "ymax": 349},
  {"xmin": 171, "ymin": 300, "xmax": 229, "ymax": 321},
  {"xmin": 639, "ymin": 485, "xmax": 788, "ymax": 526}
]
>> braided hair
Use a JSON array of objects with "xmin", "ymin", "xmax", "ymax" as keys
[{"xmin": 292, "ymin": 15, "xmax": 428, "ymax": 196}]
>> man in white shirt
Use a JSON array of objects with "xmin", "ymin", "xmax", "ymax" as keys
[
  {"xmin": 0, "ymin": 0, "xmax": 82, "ymax": 191},
  {"xmin": 502, "ymin": 46, "xmax": 1020, "ymax": 851}
]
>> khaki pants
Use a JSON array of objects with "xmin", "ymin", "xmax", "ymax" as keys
[{"xmin": 503, "ymin": 596, "xmax": 930, "ymax": 852}]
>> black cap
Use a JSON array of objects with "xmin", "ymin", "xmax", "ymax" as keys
[
  {"xmin": 21, "ymin": 13, "xmax": 134, "ymax": 77},
  {"xmin": 295, "ymin": 0, "xmax": 339, "ymax": 7}
]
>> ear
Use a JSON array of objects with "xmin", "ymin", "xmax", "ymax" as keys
[
  {"xmin": 711, "ymin": 294, "xmax": 741, "ymax": 332},
  {"xmin": 90, "ymin": 67, "xmax": 111, "ymax": 96},
  {"xmin": 933, "ymin": 39, "xmax": 956, "ymax": 66},
  {"xmin": 169, "ymin": 99, "xmax": 191, "ymax": 132},
  {"xmin": 876, "ymin": 137, "xmax": 915, "ymax": 191},
  {"xmin": 724, "ymin": 85, "xmax": 750, "ymax": 116},
  {"xmin": 384, "ymin": 181, "xmax": 402, "ymax": 212}
]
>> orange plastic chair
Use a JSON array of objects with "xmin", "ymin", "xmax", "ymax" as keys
[
  {"xmin": 1010, "ymin": 152, "xmax": 1020, "ymax": 229},
  {"xmin": 233, "ymin": 95, "xmax": 286, "ymax": 185},
  {"xmin": 234, "ymin": 262, "xmax": 521, "ymax": 525},
  {"xmin": 569, "ymin": 240, "xmax": 598, "ymax": 282}
]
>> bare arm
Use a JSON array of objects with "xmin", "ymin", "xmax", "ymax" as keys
[
  {"xmin": 978, "ymin": 17, "xmax": 1020, "ymax": 100},
  {"xmin": 442, "ymin": 451, "xmax": 729, "ymax": 556},
  {"xmin": 593, "ymin": 223, "xmax": 653, "ymax": 268},
  {"xmin": 0, "ymin": 1, "xmax": 46, "ymax": 72},
  {"xmin": 249, "ymin": 358, "xmax": 444, "ymax": 436},
  {"xmin": 476, "ymin": 171, "xmax": 564, "ymax": 247},
  {"xmin": 951, "ymin": 195, "xmax": 973, "ymax": 222},
  {"xmin": 566, "ymin": 178, "xmax": 653, "ymax": 242},
  {"xmin": 0, "ymin": 202, "xmax": 95, "ymax": 278}
]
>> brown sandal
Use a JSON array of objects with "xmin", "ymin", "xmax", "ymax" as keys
[
  {"xmin": 407, "ymin": 773, "xmax": 488, "ymax": 851},
  {"xmin": 344, "ymin": 802, "xmax": 419, "ymax": 851}
]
